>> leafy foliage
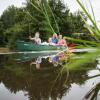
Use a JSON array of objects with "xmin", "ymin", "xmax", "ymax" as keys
[
  {"xmin": 63, "ymin": 0, "xmax": 100, "ymax": 70},
  {"xmin": 0, "ymin": 0, "xmax": 88, "ymax": 47}
]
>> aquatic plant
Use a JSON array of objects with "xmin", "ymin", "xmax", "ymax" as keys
[
  {"xmin": 63, "ymin": 0, "xmax": 100, "ymax": 70},
  {"xmin": 26, "ymin": 0, "xmax": 57, "ymax": 34}
]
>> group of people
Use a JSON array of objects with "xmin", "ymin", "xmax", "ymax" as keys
[
  {"xmin": 30, "ymin": 53, "xmax": 67, "ymax": 69},
  {"xmin": 48, "ymin": 34, "xmax": 66, "ymax": 46},
  {"xmin": 29, "ymin": 32, "xmax": 67, "ymax": 46}
]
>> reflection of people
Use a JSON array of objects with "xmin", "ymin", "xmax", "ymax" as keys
[
  {"xmin": 48, "ymin": 52, "xmax": 67, "ymax": 67},
  {"xmin": 30, "ymin": 57, "xmax": 42, "ymax": 69},
  {"xmin": 49, "ymin": 56, "xmax": 59, "ymax": 67},
  {"xmin": 29, "ymin": 32, "xmax": 41, "ymax": 44}
]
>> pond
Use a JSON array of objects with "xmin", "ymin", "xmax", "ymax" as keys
[{"xmin": 0, "ymin": 52, "xmax": 100, "ymax": 100}]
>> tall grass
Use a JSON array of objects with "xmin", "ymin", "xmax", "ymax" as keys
[
  {"xmin": 26, "ymin": 0, "xmax": 100, "ymax": 70},
  {"xmin": 26, "ymin": 0, "xmax": 58, "ymax": 34},
  {"xmin": 63, "ymin": 0, "xmax": 100, "ymax": 70},
  {"xmin": 77, "ymin": 0, "xmax": 100, "ymax": 38}
]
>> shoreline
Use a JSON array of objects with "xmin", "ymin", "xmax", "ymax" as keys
[{"xmin": 0, "ymin": 48, "xmax": 10, "ymax": 53}]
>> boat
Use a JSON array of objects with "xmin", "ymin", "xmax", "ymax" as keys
[{"xmin": 16, "ymin": 41, "xmax": 66, "ymax": 51}]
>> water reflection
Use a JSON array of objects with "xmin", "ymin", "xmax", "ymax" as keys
[
  {"xmin": 83, "ymin": 83, "xmax": 100, "ymax": 100},
  {"xmin": 30, "ymin": 57, "xmax": 42, "ymax": 69},
  {"xmin": 15, "ymin": 52, "xmax": 67, "ymax": 69},
  {"xmin": 0, "ymin": 54, "xmax": 100, "ymax": 100},
  {"xmin": 48, "ymin": 52, "xmax": 66, "ymax": 67}
]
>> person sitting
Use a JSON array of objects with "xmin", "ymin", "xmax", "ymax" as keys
[
  {"xmin": 48, "ymin": 38, "xmax": 52, "ymax": 45},
  {"xmin": 48, "ymin": 38, "xmax": 55, "ymax": 45},
  {"xmin": 58, "ymin": 35, "xmax": 66, "ymax": 46},
  {"xmin": 29, "ymin": 32, "xmax": 41, "ymax": 44},
  {"xmin": 51, "ymin": 34, "xmax": 58, "ymax": 45}
]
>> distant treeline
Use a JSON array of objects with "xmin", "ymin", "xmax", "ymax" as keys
[{"xmin": 0, "ymin": 0, "xmax": 88, "ymax": 47}]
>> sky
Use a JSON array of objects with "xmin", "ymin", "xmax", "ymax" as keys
[
  {"xmin": 0, "ymin": 0, "xmax": 25, "ymax": 15},
  {"xmin": 0, "ymin": 0, "xmax": 100, "ymax": 25},
  {"xmin": 64, "ymin": 0, "xmax": 100, "ymax": 22}
]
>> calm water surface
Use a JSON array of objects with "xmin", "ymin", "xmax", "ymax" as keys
[{"xmin": 0, "ymin": 52, "xmax": 100, "ymax": 100}]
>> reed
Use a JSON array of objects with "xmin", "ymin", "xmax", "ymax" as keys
[
  {"xmin": 26, "ymin": 0, "xmax": 58, "ymax": 34},
  {"xmin": 63, "ymin": 0, "xmax": 100, "ymax": 70},
  {"xmin": 76, "ymin": 0, "xmax": 100, "ymax": 38}
]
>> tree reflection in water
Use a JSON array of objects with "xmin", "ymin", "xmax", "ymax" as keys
[{"xmin": 0, "ymin": 54, "xmax": 100, "ymax": 100}]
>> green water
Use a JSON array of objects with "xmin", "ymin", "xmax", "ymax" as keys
[{"xmin": 0, "ymin": 53, "xmax": 100, "ymax": 100}]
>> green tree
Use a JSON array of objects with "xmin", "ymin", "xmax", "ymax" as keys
[
  {"xmin": 26, "ymin": 0, "xmax": 56, "ymax": 40},
  {"xmin": 0, "ymin": 5, "xmax": 27, "ymax": 46},
  {"xmin": 0, "ymin": 0, "xmax": 88, "ymax": 47},
  {"xmin": 4, "ymin": 23, "xmax": 29, "ymax": 48},
  {"xmin": 0, "ymin": 21, "xmax": 5, "ymax": 46}
]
